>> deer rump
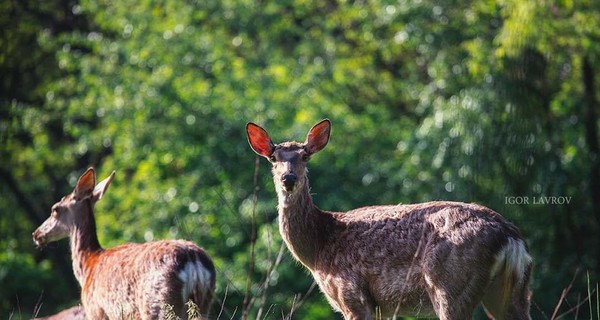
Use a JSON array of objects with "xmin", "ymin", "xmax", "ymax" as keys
[
  {"xmin": 81, "ymin": 240, "xmax": 214, "ymax": 318},
  {"xmin": 305, "ymin": 201, "xmax": 530, "ymax": 317}
]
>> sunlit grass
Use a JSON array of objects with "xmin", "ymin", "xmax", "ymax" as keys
[{"xmin": 163, "ymin": 301, "xmax": 203, "ymax": 320}]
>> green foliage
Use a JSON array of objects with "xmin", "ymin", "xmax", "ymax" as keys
[{"xmin": 1, "ymin": 0, "xmax": 599, "ymax": 319}]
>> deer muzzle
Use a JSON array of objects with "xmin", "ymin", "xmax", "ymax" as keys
[
  {"xmin": 282, "ymin": 173, "xmax": 297, "ymax": 191},
  {"xmin": 32, "ymin": 229, "xmax": 47, "ymax": 249}
]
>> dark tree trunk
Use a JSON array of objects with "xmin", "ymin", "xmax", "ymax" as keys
[
  {"xmin": 582, "ymin": 56, "xmax": 600, "ymax": 270},
  {"xmin": 582, "ymin": 57, "xmax": 600, "ymax": 223}
]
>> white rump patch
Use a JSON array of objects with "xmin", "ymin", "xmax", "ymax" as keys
[
  {"xmin": 178, "ymin": 261, "xmax": 213, "ymax": 300},
  {"xmin": 490, "ymin": 238, "xmax": 532, "ymax": 284}
]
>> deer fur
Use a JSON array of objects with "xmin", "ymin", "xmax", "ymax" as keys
[
  {"xmin": 32, "ymin": 168, "xmax": 215, "ymax": 320},
  {"xmin": 246, "ymin": 119, "xmax": 532, "ymax": 320},
  {"xmin": 32, "ymin": 306, "xmax": 85, "ymax": 320}
]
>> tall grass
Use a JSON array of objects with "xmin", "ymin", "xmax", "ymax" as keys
[{"xmin": 547, "ymin": 270, "xmax": 599, "ymax": 320}]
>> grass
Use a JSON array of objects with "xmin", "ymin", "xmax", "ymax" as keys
[
  {"xmin": 545, "ymin": 270, "xmax": 599, "ymax": 320},
  {"xmin": 163, "ymin": 301, "xmax": 203, "ymax": 320}
]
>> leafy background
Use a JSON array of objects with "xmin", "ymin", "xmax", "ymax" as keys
[{"xmin": 1, "ymin": 0, "xmax": 599, "ymax": 319}]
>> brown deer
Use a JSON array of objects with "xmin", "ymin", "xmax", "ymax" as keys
[
  {"xmin": 33, "ymin": 168, "xmax": 215, "ymax": 320},
  {"xmin": 32, "ymin": 306, "xmax": 85, "ymax": 320},
  {"xmin": 246, "ymin": 119, "xmax": 532, "ymax": 320}
]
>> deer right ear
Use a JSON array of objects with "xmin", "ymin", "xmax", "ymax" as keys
[
  {"xmin": 73, "ymin": 167, "xmax": 96, "ymax": 200},
  {"xmin": 246, "ymin": 122, "xmax": 274, "ymax": 158},
  {"xmin": 305, "ymin": 119, "xmax": 331, "ymax": 154}
]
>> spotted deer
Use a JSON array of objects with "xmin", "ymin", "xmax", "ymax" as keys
[
  {"xmin": 33, "ymin": 168, "xmax": 215, "ymax": 320},
  {"xmin": 246, "ymin": 119, "xmax": 532, "ymax": 320}
]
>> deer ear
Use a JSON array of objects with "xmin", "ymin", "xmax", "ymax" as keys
[
  {"xmin": 93, "ymin": 171, "xmax": 115, "ymax": 202},
  {"xmin": 74, "ymin": 168, "xmax": 96, "ymax": 199},
  {"xmin": 246, "ymin": 122, "xmax": 274, "ymax": 158},
  {"xmin": 305, "ymin": 119, "xmax": 331, "ymax": 154}
]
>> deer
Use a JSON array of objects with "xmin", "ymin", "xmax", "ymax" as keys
[
  {"xmin": 246, "ymin": 119, "xmax": 532, "ymax": 320},
  {"xmin": 32, "ymin": 305, "xmax": 85, "ymax": 320},
  {"xmin": 32, "ymin": 168, "xmax": 216, "ymax": 320}
]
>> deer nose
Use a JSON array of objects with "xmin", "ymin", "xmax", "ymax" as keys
[
  {"xmin": 32, "ymin": 230, "xmax": 45, "ymax": 248},
  {"xmin": 282, "ymin": 173, "xmax": 297, "ymax": 190}
]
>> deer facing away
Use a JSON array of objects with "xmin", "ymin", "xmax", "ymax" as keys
[
  {"xmin": 246, "ymin": 119, "xmax": 532, "ymax": 320},
  {"xmin": 33, "ymin": 168, "xmax": 215, "ymax": 320}
]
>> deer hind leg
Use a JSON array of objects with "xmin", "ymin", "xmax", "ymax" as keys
[
  {"xmin": 424, "ymin": 271, "xmax": 488, "ymax": 320},
  {"xmin": 482, "ymin": 239, "xmax": 532, "ymax": 320},
  {"xmin": 140, "ymin": 280, "xmax": 185, "ymax": 320},
  {"xmin": 481, "ymin": 263, "xmax": 532, "ymax": 320},
  {"xmin": 425, "ymin": 287, "xmax": 477, "ymax": 320},
  {"xmin": 157, "ymin": 283, "xmax": 212, "ymax": 320},
  {"xmin": 191, "ymin": 293, "xmax": 214, "ymax": 320}
]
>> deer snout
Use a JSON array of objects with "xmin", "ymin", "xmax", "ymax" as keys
[
  {"xmin": 282, "ymin": 173, "xmax": 297, "ymax": 190},
  {"xmin": 32, "ymin": 229, "xmax": 47, "ymax": 249}
]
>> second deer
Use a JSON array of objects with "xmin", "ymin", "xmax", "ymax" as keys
[
  {"xmin": 33, "ymin": 168, "xmax": 215, "ymax": 320},
  {"xmin": 247, "ymin": 119, "xmax": 532, "ymax": 320}
]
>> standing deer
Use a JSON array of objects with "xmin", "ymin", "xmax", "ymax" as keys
[
  {"xmin": 32, "ymin": 168, "xmax": 215, "ymax": 320},
  {"xmin": 246, "ymin": 119, "xmax": 532, "ymax": 320}
]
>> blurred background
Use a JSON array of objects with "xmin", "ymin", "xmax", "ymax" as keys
[{"xmin": 1, "ymin": 0, "xmax": 599, "ymax": 319}]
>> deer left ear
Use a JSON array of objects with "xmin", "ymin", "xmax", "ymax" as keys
[
  {"xmin": 93, "ymin": 171, "xmax": 115, "ymax": 202},
  {"xmin": 305, "ymin": 119, "xmax": 331, "ymax": 154},
  {"xmin": 74, "ymin": 168, "xmax": 96, "ymax": 199}
]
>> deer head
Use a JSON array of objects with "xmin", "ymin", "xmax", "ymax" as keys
[
  {"xmin": 33, "ymin": 168, "xmax": 114, "ymax": 248},
  {"xmin": 246, "ymin": 119, "xmax": 331, "ymax": 195}
]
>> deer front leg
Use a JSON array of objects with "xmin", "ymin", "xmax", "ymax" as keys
[
  {"xmin": 339, "ymin": 298, "xmax": 374, "ymax": 320},
  {"xmin": 316, "ymin": 273, "xmax": 375, "ymax": 320},
  {"xmin": 336, "ymin": 285, "xmax": 375, "ymax": 320}
]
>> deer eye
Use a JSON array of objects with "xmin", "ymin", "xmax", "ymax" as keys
[
  {"xmin": 269, "ymin": 155, "xmax": 277, "ymax": 162},
  {"xmin": 51, "ymin": 203, "xmax": 66, "ymax": 216},
  {"xmin": 301, "ymin": 153, "xmax": 310, "ymax": 161}
]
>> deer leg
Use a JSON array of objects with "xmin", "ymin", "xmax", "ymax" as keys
[
  {"xmin": 424, "ymin": 271, "xmax": 487, "ymax": 320},
  {"xmin": 482, "ymin": 265, "xmax": 532, "ymax": 320},
  {"xmin": 193, "ymin": 294, "xmax": 214, "ymax": 320},
  {"xmin": 428, "ymin": 291, "xmax": 476, "ymax": 320},
  {"xmin": 340, "ymin": 308, "xmax": 373, "ymax": 320},
  {"xmin": 337, "ymin": 289, "xmax": 375, "ymax": 320},
  {"xmin": 483, "ymin": 292, "xmax": 531, "ymax": 320}
]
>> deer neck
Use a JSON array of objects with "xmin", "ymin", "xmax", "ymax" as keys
[
  {"xmin": 276, "ymin": 176, "xmax": 333, "ymax": 269},
  {"xmin": 70, "ymin": 199, "xmax": 103, "ymax": 284}
]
